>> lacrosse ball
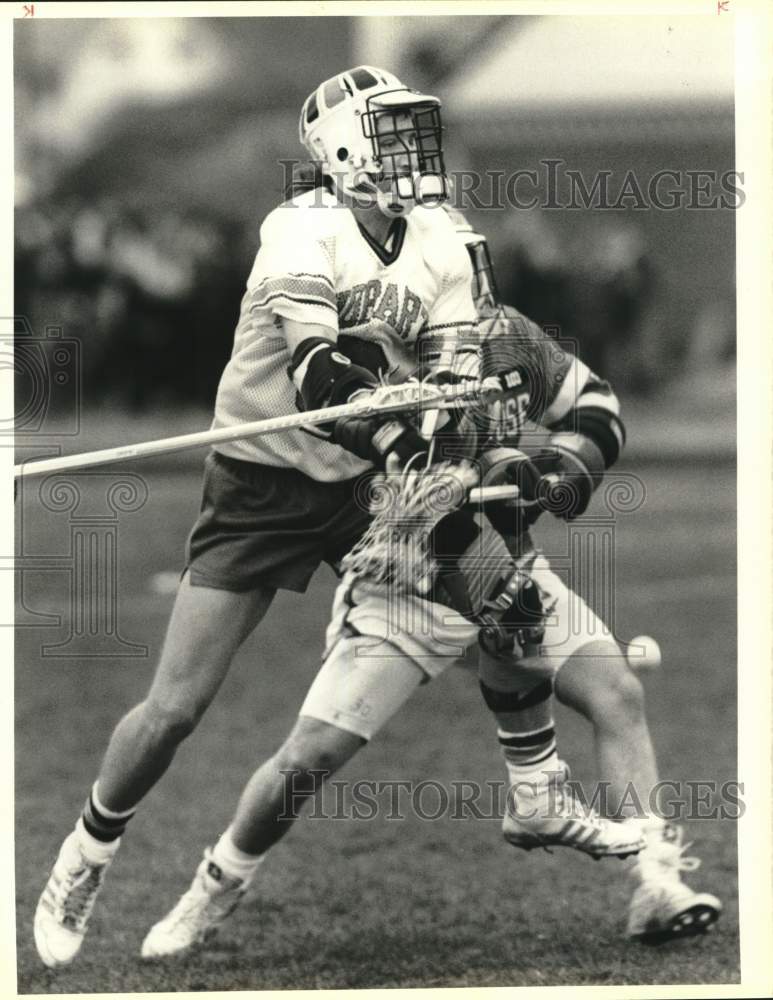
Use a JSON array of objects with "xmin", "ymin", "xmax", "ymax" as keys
[{"xmin": 626, "ymin": 635, "xmax": 662, "ymax": 672}]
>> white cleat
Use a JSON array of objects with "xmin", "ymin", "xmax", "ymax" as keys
[
  {"xmin": 627, "ymin": 824, "xmax": 722, "ymax": 943},
  {"xmin": 141, "ymin": 850, "xmax": 249, "ymax": 959},
  {"xmin": 503, "ymin": 762, "xmax": 645, "ymax": 859},
  {"xmin": 34, "ymin": 831, "xmax": 114, "ymax": 968}
]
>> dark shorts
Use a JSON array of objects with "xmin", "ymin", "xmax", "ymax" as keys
[{"xmin": 184, "ymin": 451, "xmax": 373, "ymax": 593}]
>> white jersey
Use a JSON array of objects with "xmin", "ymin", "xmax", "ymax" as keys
[{"xmin": 212, "ymin": 188, "xmax": 476, "ymax": 482}]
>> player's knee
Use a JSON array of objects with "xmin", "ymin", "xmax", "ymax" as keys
[
  {"xmin": 610, "ymin": 660, "xmax": 645, "ymax": 714},
  {"xmin": 558, "ymin": 641, "xmax": 646, "ymax": 728},
  {"xmin": 589, "ymin": 653, "xmax": 645, "ymax": 725},
  {"xmin": 275, "ymin": 718, "xmax": 363, "ymax": 789},
  {"xmin": 141, "ymin": 696, "xmax": 208, "ymax": 745}
]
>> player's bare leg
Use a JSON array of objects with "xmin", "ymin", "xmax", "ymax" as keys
[
  {"xmin": 142, "ymin": 640, "xmax": 425, "ymax": 958},
  {"xmin": 141, "ymin": 716, "xmax": 367, "ymax": 960},
  {"xmin": 554, "ymin": 640, "xmax": 721, "ymax": 941},
  {"xmin": 34, "ymin": 571, "xmax": 275, "ymax": 969},
  {"xmin": 554, "ymin": 639, "xmax": 658, "ymax": 816},
  {"xmin": 97, "ymin": 572, "xmax": 275, "ymax": 810},
  {"xmin": 226, "ymin": 717, "xmax": 365, "ymax": 855}
]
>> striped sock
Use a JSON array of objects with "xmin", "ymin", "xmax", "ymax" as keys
[
  {"xmin": 81, "ymin": 783, "xmax": 136, "ymax": 843},
  {"xmin": 499, "ymin": 724, "xmax": 559, "ymax": 791}
]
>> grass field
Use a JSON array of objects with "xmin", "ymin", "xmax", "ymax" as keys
[{"xmin": 14, "ymin": 458, "xmax": 738, "ymax": 992}]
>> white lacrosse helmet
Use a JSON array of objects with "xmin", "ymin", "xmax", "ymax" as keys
[{"xmin": 299, "ymin": 65, "xmax": 449, "ymax": 216}]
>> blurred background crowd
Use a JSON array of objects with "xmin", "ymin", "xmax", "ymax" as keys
[{"xmin": 14, "ymin": 15, "xmax": 736, "ymax": 416}]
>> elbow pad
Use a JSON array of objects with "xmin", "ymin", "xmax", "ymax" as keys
[
  {"xmin": 287, "ymin": 337, "xmax": 376, "ymax": 411},
  {"xmin": 568, "ymin": 406, "xmax": 626, "ymax": 469},
  {"xmin": 538, "ymin": 434, "xmax": 600, "ymax": 520}
]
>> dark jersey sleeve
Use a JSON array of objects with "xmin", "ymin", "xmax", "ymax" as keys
[{"xmin": 479, "ymin": 304, "xmax": 624, "ymax": 466}]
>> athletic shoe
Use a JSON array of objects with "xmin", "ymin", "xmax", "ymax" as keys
[
  {"xmin": 503, "ymin": 761, "xmax": 645, "ymax": 859},
  {"xmin": 141, "ymin": 849, "xmax": 249, "ymax": 959},
  {"xmin": 34, "ymin": 830, "xmax": 115, "ymax": 968},
  {"xmin": 627, "ymin": 823, "xmax": 722, "ymax": 943}
]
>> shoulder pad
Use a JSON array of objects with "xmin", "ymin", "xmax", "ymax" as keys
[{"xmin": 260, "ymin": 190, "xmax": 343, "ymax": 245}]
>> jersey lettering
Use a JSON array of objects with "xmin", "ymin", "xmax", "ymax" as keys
[
  {"xmin": 337, "ymin": 280, "xmax": 428, "ymax": 338},
  {"xmin": 493, "ymin": 391, "xmax": 531, "ymax": 442},
  {"xmin": 397, "ymin": 290, "xmax": 423, "ymax": 338},
  {"xmin": 362, "ymin": 280, "xmax": 381, "ymax": 322},
  {"xmin": 373, "ymin": 281, "xmax": 400, "ymax": 325}
]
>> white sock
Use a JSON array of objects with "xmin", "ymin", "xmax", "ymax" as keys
[
  {"xmin": 506, "ymin": 751, "xmax": 561, "ymax": 794},
  {"xmin": 210, "ymin": 827, "xmax": 265, "ymax": 883},
  {"xmin": 74, "ymin": 817, "xmax": 121, "ymax": 864},
  {"xmin": 626, "ymin": 815, "xmax": 668, "ymax": 880},
  {"xmin": 499, "ymin": 725, "xmax": 559, "ymax": 793},
  {"xmin": 625, "ymin": 813, "xmax": 666, "ymax": 841}
]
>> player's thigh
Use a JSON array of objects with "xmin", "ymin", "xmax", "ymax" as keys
[
  {"xmin": 146, "ymin": 570, "xmax": 275, "ymax": 714},
  {"xmin": 301, "ymin": 575, "xmax": 478, "ymax": 741},
  {"xmin": 528, "ymin": 556, "xmax": 615, "ymax": 675},
  {"xmin": 554, "ymin": 639, "xmax": 642, "ymax": 721},
  {"xmin": 300, "ymin": 634, "xmax": 427, "ymax": 742},
  {"xmin": 524, "ymin": 560, "xmax": 641, "ymax": 719}
]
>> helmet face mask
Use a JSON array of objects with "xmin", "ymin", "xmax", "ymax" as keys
[
  {"xmin": 299, "ymin": 66, "xmax": 449, "ymax": 216},
  {"xmin": 363, "ymin": 98, "xmax": 448, "ymax": 214}
]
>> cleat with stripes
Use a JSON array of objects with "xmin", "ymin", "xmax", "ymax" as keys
[
  {"xmin": 141, "ymin": 849, "xmax": 250, "ymax": 959},
  {"xmin": 503, "ymin": 761, "xmax": 645, "ymax": 859},
  {"xmin": 627, "ymin": 824, "xmax": 721, "ymax": 944},
  {"xmin": 34, "ymin": 831, "xmax": 115, "ymax": 968}
]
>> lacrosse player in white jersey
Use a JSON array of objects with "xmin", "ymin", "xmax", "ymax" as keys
[
  {"xmin": 34, "ymin": 64, "xmax": 476, "ymax": 969},
  {"xmin": 31, "ymin": 66, "xmax": 682, "ymax": 969},
  {"xmin": 137, "ymin": 210, "xmax": 718, "ymax": 957}
]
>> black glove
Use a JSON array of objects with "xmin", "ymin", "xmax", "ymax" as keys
[
  {"xmin": 478, "ymin": 447, "xmax": 548, "ymax": 537},
  {"xmin": 287, "ymin": 337, "xmax": 377, "ymax": 413},
  {"xmin": 332, "ymin": 414, "xmax": 427, "ymax": 468},
  {"xmin": 478, "ymin": 445, "xmax": 591, "ymax": 535},
  {"xmin": 520, "ymin": 443, "xmax": 595, "ymax": 521}
]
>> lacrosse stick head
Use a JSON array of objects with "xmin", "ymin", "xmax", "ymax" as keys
[{"xmin": 343, "ymin": 462, "xmax": 479, "ymax": 595}]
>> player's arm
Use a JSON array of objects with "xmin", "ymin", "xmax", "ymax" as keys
[
  {"xmin": 250, "ymin": 207, "xmax": 421, "ymax": 467},
  {"xmin": 283, "ymin": 318, "xmax": 375, "ymax": 409},
  {"xmin": 525, "ymin": 323, "xmax": 625, "ymax": 518},
  {"xmin": 480, "ymin": 307, "xmax": 625, "ymax": 520},
  {"xmin": 537, "ymin": 372, "xmax": 625, "ymax": 520},
  {"xmin": 530, "ymin": 371, "xmax": 625, "ymax": 520},
  {"xmin": 281, "ymin": 317, "xmax": 424, "ymax": 467},
  {"xmin": 449, "ymin": 212, "xmax": 623, "ymax": 519},
  {"xmin": 525, "ymin": 345, "xmax": 625, "ymax": 519}
]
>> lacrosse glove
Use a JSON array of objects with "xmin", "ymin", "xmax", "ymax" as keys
[{"xmin": 333, "ymin": 414, "xmax": 427, "ymax": 468}]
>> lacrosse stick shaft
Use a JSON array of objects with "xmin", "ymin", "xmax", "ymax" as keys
[
  {"xmin": 468, "ymin": 485, "xmax": 520, "ymax": 503},
  {"xmin": 14, "ymin": 380, "xmax": 502, "ymax": 479}
]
